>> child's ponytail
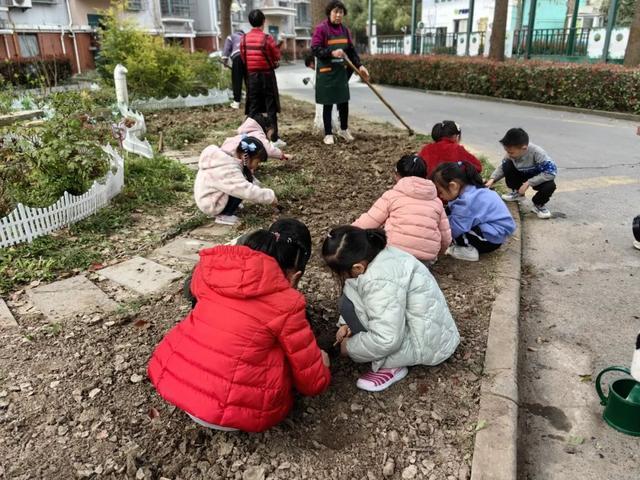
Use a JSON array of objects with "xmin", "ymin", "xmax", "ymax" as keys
[
  {"xmin": 365, "ymin": 228, "xmax": 387, "ymax": 252},
  {"xmin": 237, "ymin": 135, "xmax": 267, "ymax": 182},
  {"xmin": 431, "ymin": 161, "xmax": 485, "ymax": 189},
  {"xmin": 244, "ymin": 225, "xmax": 312, "ymax": 275}
]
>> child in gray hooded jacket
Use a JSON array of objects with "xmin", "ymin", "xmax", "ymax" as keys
[{"xmin": 486, "ymin": 128, "xmax": 557, "ymax": 219}]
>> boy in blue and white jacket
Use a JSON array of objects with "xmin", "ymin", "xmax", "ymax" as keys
[
  {"xmin": 431, "ymin": 161, "xmax": 516, "ymax": 262},
  {"xmin": 486, "ymin": 128, "xmax": 557, "ymax": 219}
]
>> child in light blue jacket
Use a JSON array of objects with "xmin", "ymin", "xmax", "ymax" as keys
[{"xmin": 431, "ymin": 161, "xmax": 516, "ymax": 262}]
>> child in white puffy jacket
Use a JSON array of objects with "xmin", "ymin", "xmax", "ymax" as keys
[
  {"xmin": 322, "ymin": 225, "xmax": 460, "ymax": 392},
  {"xmin": 194, "ymin": 136, "xmax": 277, "ymax": 226}
]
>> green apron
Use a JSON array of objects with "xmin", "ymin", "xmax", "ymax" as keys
[{"xmin": 315, "ymin": 33, "xmax": 350, "ymax": 105}]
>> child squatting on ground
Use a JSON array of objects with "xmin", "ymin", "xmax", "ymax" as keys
[
  {"xmin": 418, "ymin": 121, "xmax": 483, "ymax": 177},
  {"xmin": 148, "ymin": 222, "xmax": 331, "ymax": 433},
  {"xmin": 431, "ymin": 161, "xmax": 517, "ymax": 262},
  {"xmin": 322, "ymin": 226, "xmax": 460, "ymax": 392},
  {"xmin": 486, "ymin": 127, "xmax": 558, "ymax": 219},
  {"xmin": 193, "ymin": 136, "xmax": 277, "ymax": 226},
  {"xmin": 352, "ymin": 154, "xmax": 451, "ymax": 264}
]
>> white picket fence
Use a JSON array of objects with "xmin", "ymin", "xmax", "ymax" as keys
[
  {"xmin": 131, "ymin": 88, "xmax": 231, "ymax": 111},
  {"xmin": 0, "ymin": 145, "xmax": 125, "ymax": 248}
]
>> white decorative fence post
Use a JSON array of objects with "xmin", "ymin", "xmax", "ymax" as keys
[{"xmin": 114, "ymin": 64, "xmax": 129, "ymax": 111}]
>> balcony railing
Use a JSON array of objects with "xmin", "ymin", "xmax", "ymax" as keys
[
  {"xmin": 512, "ymin": 27, "xmax": 591, "ymax": 57},
  {"xmin": 160, "ymin": 0, "xmax": 191, "ymax": 18}
]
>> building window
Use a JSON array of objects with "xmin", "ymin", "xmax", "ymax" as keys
[
  {"xmin": 18, "ymin": 34, "xmax": 40, "ymax": 58},
  {"xmin": 161, "ymin": 0, "xmax": 191, "ymax": 18},
  {"xmin": 296, "ymin": 3, "xmax": 309, "ymax": 26},
  {"xmin": 126, "ymin": 0, "xmax": 143, "ymax": 11}
]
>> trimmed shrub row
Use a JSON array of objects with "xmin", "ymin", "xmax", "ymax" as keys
[
  {"xmin": 0, "ymin": 56, "xmax": 73, "ymax": 87},
  {"xmin": 362, "ymin": 55, "xmax": 640, "ymax": 114}
]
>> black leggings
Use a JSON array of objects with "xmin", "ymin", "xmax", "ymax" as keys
[
  {"xmin": 323, "ymin": 103, "xmax": 348, "ymax": 135},
  {"xmin": 338, "ymin": 294, "xmax": 367, "ymax": 335},
  {"xmin": 454, "ymin": 226, "xmax": 502, "ymax": 254},
  {"xmin": 503, "ymin": 160, "xmax": 556, "ymax": 206}
]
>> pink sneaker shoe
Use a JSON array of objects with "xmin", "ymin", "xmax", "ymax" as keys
[{"xmin": 356, "ymin": 367, "xmax": 408, "ymax": 392}]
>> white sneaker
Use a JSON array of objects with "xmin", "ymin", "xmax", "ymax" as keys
[
  {"xmin": 356, "ymin": 367, "xmax": 408, "ymax": 392},
  {"xmin": 532, "ymin": 204, "xmax": 552, "ymax": 219},
  {"xmin": 230, "ymin": 101, "xmax": 240, "ymax": 109},
  {"xmin": 446, "ymin": 244, "xmax": 480, "ymax": 262},
  {"xmin": 634, "ymin": 240, "xmax": 640, "ymax": 251},
  {"xmin": 323, "ymin": 135, "xmax": 335, "ymax": 145},
  {"xmin": 337, "ymin": 129, "xmax": 354, "ymax": 142},
  {"xmin": 501, "ymin": 190, "xmax": 524, "ymax": 202},
  {"xmin": 271, "ymin": 138, "xmax": 287, "ymax": 149},
  {"xmin": 214, "ymin": 215, "xmax": 239, "ymax": 226}
]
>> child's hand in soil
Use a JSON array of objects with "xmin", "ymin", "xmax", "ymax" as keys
[
  {"xmin": 281, "ymin": 153, "xmax": 292, "ymax": 161},
  {"xmin": 321, "ymin": 350, "xmax": 330, "ymax": 367},
  {"xmin": 518, "ymin": 181, "xmax": 529, "ymax": 195},
  {"xmin": 485, "ymin": 178, "xmax": 495, "ymax": 188},
  {"xmin": 336, "ymin": 325, "xmax": 351, "ymax": 343}
]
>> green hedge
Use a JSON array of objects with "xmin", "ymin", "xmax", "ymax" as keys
[
  {"xmin": 362, "ymin": 55, "xmax": 640, "ymax": 114},
  {"xmin": 0, "ymin": 56, "xmax": 72, "ymax": 87}
]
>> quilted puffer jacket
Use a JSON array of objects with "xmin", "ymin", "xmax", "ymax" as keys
[
  {"xmin": 341, "ymin": 246, "xmax": 459, "ymax": 371},
  {"xmin": 193, "ymin": 145, "xmax": 275, "ymax": 216},
  {"xmin": 148, "ymin": 245, "xmax": 331, "ymax": 432},
  {"xmin": 352, "ymin": 176, "xmax": 452, "ymax": 261}
]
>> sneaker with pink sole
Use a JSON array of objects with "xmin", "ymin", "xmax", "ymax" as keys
[{"xmin": 356, "ymin": 367, "xmax": 409, "ymax": 392}]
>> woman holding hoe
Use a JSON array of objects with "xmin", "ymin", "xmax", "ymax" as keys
[{"xmin": 311, "ymin": 0, "xmax": 369, "ymax": 145}]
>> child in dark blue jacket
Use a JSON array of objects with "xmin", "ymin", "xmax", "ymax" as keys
[{"xmin": 431, "ymin": 161, "xmax": 516, "ymax": 262}]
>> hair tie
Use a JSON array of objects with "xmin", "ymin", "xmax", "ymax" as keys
[
  {"xmin": 273, "ymin": 232, "xmax": 280, "ymax": 241},
  {"xmin": 327, "ymin": 232, "xmax": 332, "ymax": 239},
  {"xmin": 412, "ymin": 157, "xmax": 417, "ymax": 164},
  {"xmin": 240, "ymin": 140, "xmax": 257, "ymax": 153}
]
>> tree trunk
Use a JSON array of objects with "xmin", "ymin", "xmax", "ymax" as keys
[
  {"xmin": 624, "ymin": 0, "xmax": 640, "ymax": 66},
  {"xmin": 489, "ymin": 0, "xmax": 509, "ymax": 61},
  {"xmin": 220, "ymin": 0, "xmax": 232, "ymax": 43},
  {"xmin": 311, "ymin": 0, "xmax": 326, "ymax": 30}
]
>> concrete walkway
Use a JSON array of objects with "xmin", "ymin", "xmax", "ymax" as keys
[
  {"xmin": 277, "ymin": 64, "xmax": 640, "ymax": 479},
  {"xmin": 1, "ymin": 223, "xmax": 232, "ymax": 328}
]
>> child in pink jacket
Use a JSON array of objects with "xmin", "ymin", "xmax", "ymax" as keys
[
  {"xmin": 353, "ymin": 154, "xmax": 451, "ymax": 263},
  {"xmin": 194, "ymin": 136, "xmax": 277, "ymax": 226},
  {"xmin": 222, "ymin": 115, "xmax": 291, "ymax": 161}
]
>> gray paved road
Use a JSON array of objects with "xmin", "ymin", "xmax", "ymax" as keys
[{"xmin": 278, "ymin": 63, "xmax": 640, "ymax": 479}]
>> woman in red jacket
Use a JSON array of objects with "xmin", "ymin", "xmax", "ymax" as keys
[
  {"xmin": 148, "ymin": 226, "xmax": 331, "ymax": 432},
  {"xmin": 418, "ymin": 121, "xmax": 482, "ymax": 177}
]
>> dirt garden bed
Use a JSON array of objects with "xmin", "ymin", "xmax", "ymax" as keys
[{"xmin": 0, "ymin": 98, "xmax": 498, "ymax": 480}]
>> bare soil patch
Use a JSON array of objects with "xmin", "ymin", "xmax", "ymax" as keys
[{"xmin": 0, "ymin": 98, "xmax": 498, "ymax": 480}]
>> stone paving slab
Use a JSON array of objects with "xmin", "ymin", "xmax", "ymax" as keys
[
  {"xmin": 27, "ymin": 275, "xmax": 119, "ymax": 321},
  {"xmin": 98, "ymin": 256, "xmax": 183, "ymax": 295},
  {"xmin": 153, "ymin": 237, "xmax": 215, "ymax": 263},
  {"xmin": 164, "ymin": 150, "xmax": 199, "ymax": 171},
  {"xmin": 189, "ymin": 223, "xmax": 232, "ymax": 240},
  {"xmin": 0, "ymin": 299, "xmax": 18, "ymax": 329}
]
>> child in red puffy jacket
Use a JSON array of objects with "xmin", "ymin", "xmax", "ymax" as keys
[
  {"xmin": 418, "ymin": 121, "xmax": 482, "ymax": 177},
  {"xmin": 148, "ymin": 222, "xmax": 331, "ymax": 433}
]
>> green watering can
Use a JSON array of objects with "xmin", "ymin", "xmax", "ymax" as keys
[{"xmin": 595, "ymin": 366, "xmax": 640, "ymax": 436}]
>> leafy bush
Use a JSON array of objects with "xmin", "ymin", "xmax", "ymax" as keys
[
  {"xmin": 0, "ymin": 56, "xmax": 72, "ymax": 88},
  {"xmin": 363, "ymin": 55, "xmax": 640, "ymax": 114},
  {"xmin": 97, "ymin": 6, "xmax": 230, "ymax": 99},
  {"xmin": 0, "ymin": 91, "xmax": 114, "ymax": 215}
]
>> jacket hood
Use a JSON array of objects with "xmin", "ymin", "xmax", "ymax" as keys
[
  {"xmin": 198, "ymin": 145, "xmax": 240, "ymax": 170},
  {"xmin": 236, "ymin": 117, "xmax": 262, "ymax": 136},
  {"xmin": 393, "ymin": 176, "xmax": 438, "ymax": 201},
  {"xmin": 195, "ymin": 245, "xmax": 291, "ymax": 299}
]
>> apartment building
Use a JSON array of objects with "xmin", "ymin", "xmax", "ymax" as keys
[{"xmin": 0, "ymin": 0, "xmax": 309, "ymax": 74}]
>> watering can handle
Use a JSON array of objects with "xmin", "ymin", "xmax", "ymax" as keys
[{"xmin": 595, "ymin": 366, "xmax": 630, "ymax": 406}]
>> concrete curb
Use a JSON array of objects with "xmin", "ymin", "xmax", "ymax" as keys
[
  {"xmin": 471, "ymin": 202, "xmax": 522, "ymax": 480},
  {"xmin": 425, "ymin": 90, "xmax": 640, "ymax": 123}
]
